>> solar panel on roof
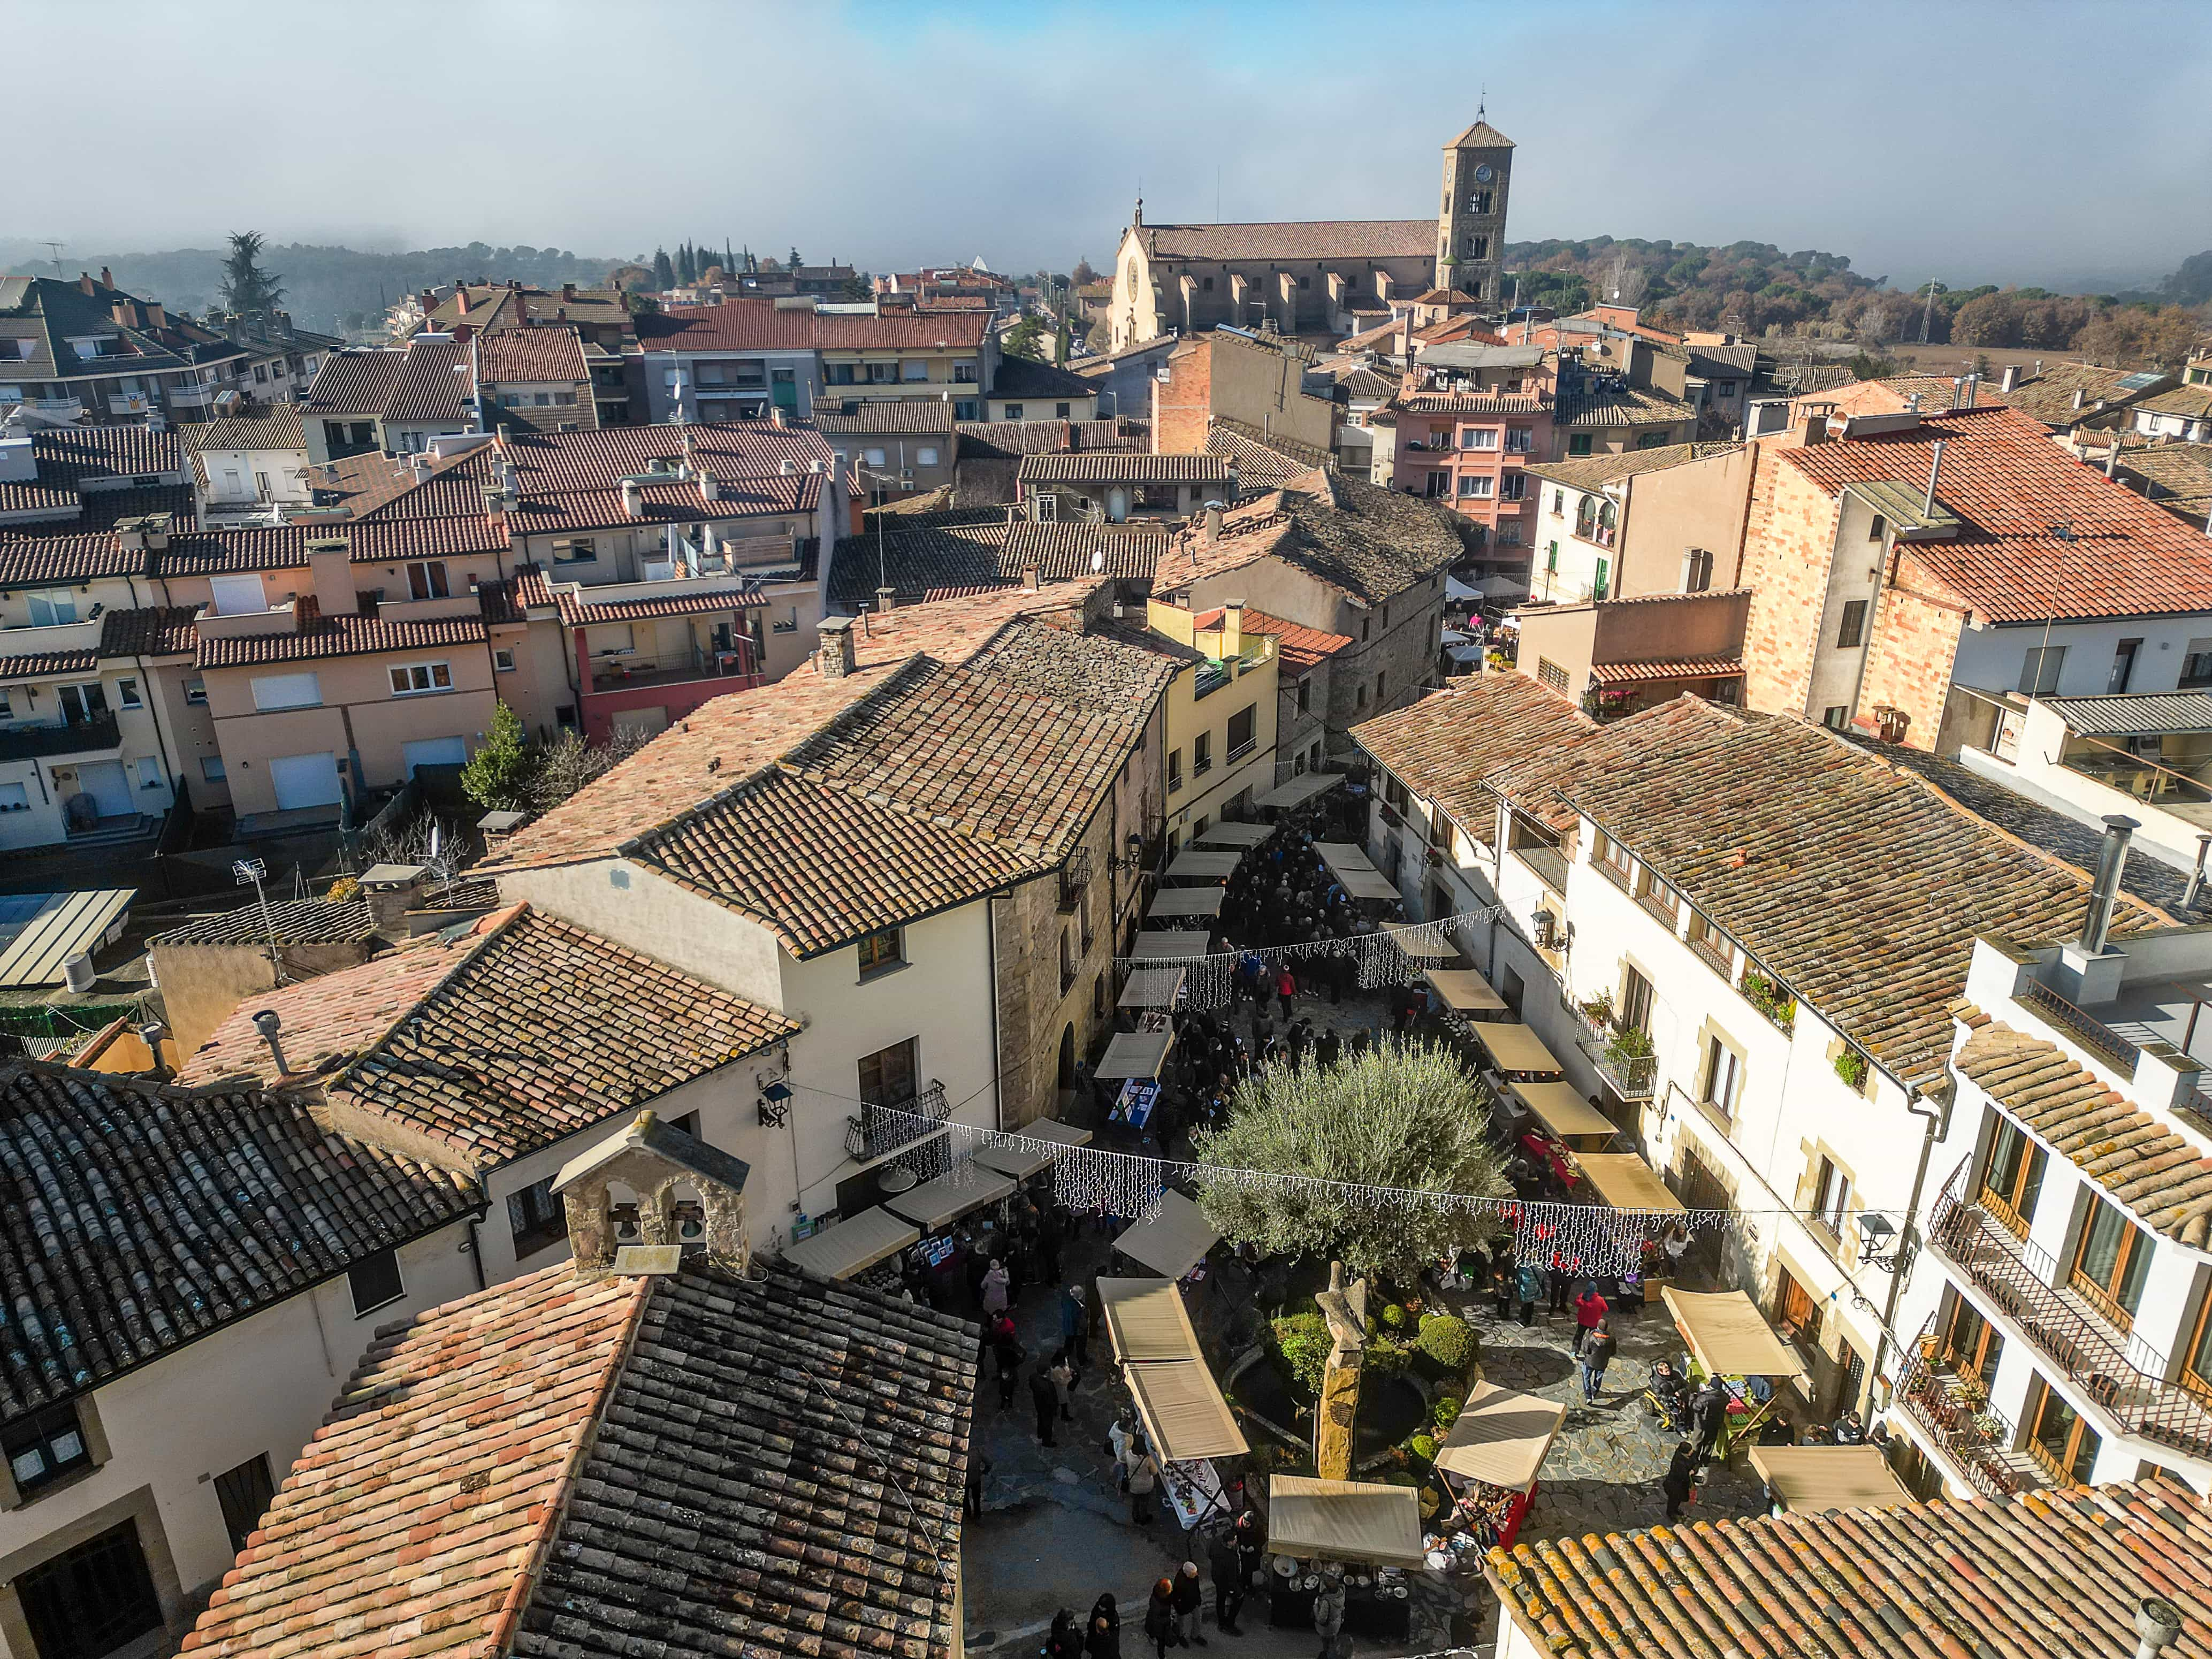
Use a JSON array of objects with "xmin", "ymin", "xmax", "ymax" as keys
[{"xmin": 2116, "ymin": 372, "xmax": 2166, "ymax": 392}]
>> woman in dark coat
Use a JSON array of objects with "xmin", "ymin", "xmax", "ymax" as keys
[
  {"xmin": 1662, "ymin": 1439, "xmax": 1699, "ymax": 1522},
  {"xmin": 1143, "ymin": 1579, "xmax": 1183, "ymax": 1659},
  {"xmin": 1086, "ymin": 1596, "xmax": 1122, "ymax": 1659}
]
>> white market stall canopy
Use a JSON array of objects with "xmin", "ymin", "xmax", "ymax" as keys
[
  {"xmin": 1131, "ymin": 930, "xmax": 1213, "ymax": 959},
  {"xmin": 1147, "ymin": 886, "xmax": 1226, "ymax": 919},
  {"xmin": 1511, "ymin": 1081, "xmax": 1618, "ymax": 1144},
  {"xmin": 1575, "ymin": 1152, "xmax": 1684, "ymax": 1214},
  {"xmin": 1433, "ymin": 1381, "xmax": 1567, "ymax": 1493},
  {"xmin": 1020, "ymin": 1118, "xmax": 1093, "ymax": 1149},
  {"xmin": 1425, "ymin": 967, "xmax": 1506, "ymax": 1013},
  {"xmin": 1314, "ymin": 842, "xmax": 1399, "ymax": 901},
  {"xmin": 883, "ymin": 1169, "xmax": 1016, "ymax": 1231},
  {"xmin": 1096, "ymin": 1278, "xmax": 1247, "ymax": 1461},
  {"xmin": 1165, "ymin": 850, "xmax": 1245, "ymax": 880},
  {"xmin": 1098, "ymin": 1276, "xmax": 1207, "ymax": 1363},
  {"xmin": 1114, "ymin": 1190, "xmax": 1219, "ymax": 1280},
  {"xmin": 1119, "ymin": 966, "xmax": 1188, "ymax": 1010},
  {"xmin": 1662, "ymin": 1288, "xmax": 1809, "ymax": 1380},
  {"xmin": 1255, "ymin": 772, "xmax": 1344, "ymax": 811},
  {"xmin": 1096, "ymin": 1030, "xmax": 1175, "ymax": 1080},
  {"xmin": 1382, "ymin": 926, "xmax": 1456, "ymax": 961},
  {"xmin": 971, "ymin": 1125, "xmax": 1082, "ymax": 1179},
  {"xmin": 1268, "ymin": 1476, "xmax": 1427, "ymax": 1569},
  {"xmin": 1747, "ymin": 1446, "xmax": 1913, "ymax": 1512},
  {"xmin": 0, "ymin": 889, "xmax": 134, "ymax": 987},
  {"xmin": 1471, "ymin": 1022, "xmax": 1564, "ymax": 1076},
  {"xmin": 781, "ymin": 1206, "xmax": 918, "ymax": 1281},
  {"xmin": 1195, "ymin": 821, "xmax": 1273, "ymax": 847}
]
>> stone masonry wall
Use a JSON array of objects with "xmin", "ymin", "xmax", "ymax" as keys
[
  {"xmin": 1857, "ymin": 568, "xmax": 1969, "ymax": 753},
  {"xmin": 1737, "ymin": 446, "xmax": 1838, "ymax": 721}
]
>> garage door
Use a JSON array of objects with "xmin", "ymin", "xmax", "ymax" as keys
[
  {"xmin": 73, "ymin": 760, "xmax": 134, "ymax": 819},
  {"xmin": 402, "ymin": 736, "xmax": 468, "ymax": 777},
  {"xmin": 269, "ymin": 752, "xmax": 342, "ymax": 811}
]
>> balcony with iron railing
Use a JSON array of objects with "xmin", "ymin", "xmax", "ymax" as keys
[
  {"xmin": 2017, "ymin": 980, "xmax": 2140, "ymax": 1076},
  {"xmin": 1057, "ymin": 845, "xmax": 1093, "ymax": 914},
  {"xmin": 1929, "ymin": 1159, "xmax": 2212, "ymax": 1464},
  {"xmin": 1561, "ymin": 988, "xmax": 1657, "ymax": 1100},
  {"xmin": 1893, "ymin": 1314, "xmax": 2047, "ymax": 1499},
  {"xmin": 843, "ymin": 1081, "xmax": 951, "ymax": 1164},
  {"xmin": 586, "ymin": 645, "xmax": 760, "ymax": 695},
  {"xmin": 1511, "ymin": 839, "xmax": 1570, "ymax": 896}
]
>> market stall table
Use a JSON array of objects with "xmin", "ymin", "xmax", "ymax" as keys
[
  {"xmin": 1255, "ymin": 772, "xmax": 1344, "ymax": 811},
  {"xmin": 1147, "ymin": 886, "xmax": 1227, "ymax": 920},
  {"xmin": 1195, "ymin": 821, "xmax": 1273, "ymax": 846},
  {"xmin": 1424, "ymin": 966, "xmax": 1506, "ymax": 1014},
  {"xmin": 1131, "ymin": 929, "xmax": 1213, "ymax": 959},
  {"xmin": 1118, "ymin": 966, "xmax": 1188, "ymax": 1010},
  {"xmin": 1432, "ymin": 1381, "xmax": 1568, "ymax": 1552},
  {"xmin": 1509, "ymin": 1080, "xmax": 1618, "ymax": 1150},
  {"xmin": 1748, "ymin": 1445, "xmax": 1913, "ymax": 1513},
  {"xmin": 1114, "ymin": 1190, "xmax": 1220, "ymax": 1280},
  {"xmin": 780, "ymin": 1206, "xmax": 919, "ymax": 1281},
  {"xmin": 1470, "ymin": 1022, "xmax": 1565, "ymax": 1077},
  {"xmin": 1164, "ymin": 849, "xmax": 1245, "ymax": 880},
  {"xmin": 1096, "ymin": 1030, "xmax": 1175, "ymax": 1080},
  {"xmin": 882, "ymin": 1169, "xmax": 1016, "ymax": 1232}
]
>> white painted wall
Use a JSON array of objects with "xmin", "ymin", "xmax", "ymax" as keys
[{"xmin": 1951, "ymin": 613, "xmax": 2212, "ymax": 700}]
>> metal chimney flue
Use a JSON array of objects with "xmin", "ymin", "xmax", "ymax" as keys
[
  {"xmin": 251, "ymin": 1010, "xmax": 290, "ymax": 1077},
  {"xmin": 1923, "ymin": 439, "xmax": 1946, "ymax": 517},
  {"xmin": 2132, "ymin": 1596, "xmax": 2183, "ymax": 1659},
  {"xmin": 2080, "ymin": 814, "xmax": 2139, "ymax": 955}
]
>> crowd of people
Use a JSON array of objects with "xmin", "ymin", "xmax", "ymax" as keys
[{"xmin": 1042, "ymin": 1508, "xmax": 1281, "ymax": 1659}]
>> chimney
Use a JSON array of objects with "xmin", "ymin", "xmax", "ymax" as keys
[
  {"xmin": 146, "ymin": 302, "xmax": 166, "ymax": 329},
  {"xmin": 817, "ymin": 614, "xmax": 858, "ymax": 678},
  {"xmin": 2073, "ymin": 385, "xmax": 2086, "ymax": 411},
  {"xmin": 1923, "ymin": 439, "xmax": 1946, "ymax": 517},
  {"xmin": 562, "ymin": 281, "xmax": 576, "ymax": 302},
  {"xmin": 2133, "ymin": 1597, "xmax": 2183, "ymax": 1659},
  {"xmin": 100, "ymin": 266, "xmax": 113, "ymax": 289},
  {"xmin": 622, "ymin": 479, "xmax": 644, "ymax": 518},
  {"xmin": 1020, "ymin": 562, "xmax": 1041, "ymax": 592},
  {"xmin": 455, "ymin": 287, "xmax": 471, "ymax": 315},
  {"xmin": 1203, "ymin": 500, "xmax": 1225, "ymax": 541},
  {"xmin": 478, "ymin": 808, "xmax": 527, "ymax": 856},
  {"xmin": 876, "ymin": 585, "xmax": 896, "ymax": 614},
  {"xmin": 2078, "ymin": 815, "xmax": 2139, "ymax": 957},
  {"xmin": 769, "ymin": 404, "xmax": 787, "ymax": 428},
  {"xmin": 411, "ymin": 452, "xmax": 433, "ymax": 481},
  {"xmin": 112, "ymin": 301, "xmax": 137, "ymax": 328},
  {"xmin": 359, "ymin": 863, "xmax": 430, "ymax": 937},
  {"xmin": 700, "ymin": 471, "xmax": 720, "ymax": 502},
  {"xmin": 1961, "ymin": 373, "xmax": 1978, "ymax": 408},
  {"xmin": 1949, "ymin": 377, "xmax": 1964, "ymax": 410},
  {"xmin": 419, "ymin": 288, "xmax": 435, "ymax": 315},
  {"xmin": 2000, "ymin": 363, "xmax": 2022, "ymax": 393},
  {"xmin": 1222, "ymin": 599, "xmax": 1245, "ymax": 659},
  {"xmin": 251, "ymin": 1010, "xmax": 290, "ymax": 1076}
]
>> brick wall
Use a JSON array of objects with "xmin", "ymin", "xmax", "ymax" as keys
[
  {"xmin": 1857, "ymin": 566, "xmax": 1967, "ymax": 753},
  {"xmin": 1154, "ymin": 338, "xmax": 1212, "ymax": 455},
  {"xmin": 1737, "ymin": 445, "xmax": 1837, "ymax": 720}
]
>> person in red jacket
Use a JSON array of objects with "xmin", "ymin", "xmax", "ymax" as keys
[{"xmin": 1572, "ymin": 1282, "xmax": 1608, "ymax": 1355}]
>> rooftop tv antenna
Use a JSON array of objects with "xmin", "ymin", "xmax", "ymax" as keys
[{"xmin": 40, "ymin": 241, "xmax": 64, "ymax": 274}]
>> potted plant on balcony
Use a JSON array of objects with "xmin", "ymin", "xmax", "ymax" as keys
[
  {"xmin": 1604, "ymin": 1025, "xmax": 1654, "ymax": 1071},
  {"xmin": 1577, "ymin": 989, "xmax": 1615, "ymax": 1030},
  {"xmin": 1833, "ymin": 1048, "xmax": 1870, "ymax": 1092},
  {"xmin": 1741, "ymin": 970, "xmax": 1796, "ymax": 1033}
]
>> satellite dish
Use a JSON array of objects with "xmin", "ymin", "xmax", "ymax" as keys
[{"xmin": 1091, "ymin": 549, "xmax": 1105, "ymax": 572}]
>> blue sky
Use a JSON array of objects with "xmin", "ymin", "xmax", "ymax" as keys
[{"xmin": 9, "ymin": 0, "xmax": 2210, "ymax": 292}]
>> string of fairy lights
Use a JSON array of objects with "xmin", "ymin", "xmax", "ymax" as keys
[{"xmin": 1118, "ymin": 909, "xmax": 1508, "ymax": 1010}]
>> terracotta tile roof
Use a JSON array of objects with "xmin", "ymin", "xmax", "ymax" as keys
[
  {"xmin": 814, "ymin": 399, "xmax": 958, "ymax": 435},
  {"xmin": 149, "ymin": 897, "xmax": 375, "ymax": 947},
  {"xmin": 1154, "ymin": 470, "xmax": 1467, "ymax": 605},
  {"xmin": 0, "ymin": 531, "xmax": 152, "ymax": 586},
  {"xmin": 2139, "ymin": 384, "xmax": 2212, "ymax": 421},
  {"xmin": 384, "ymin": 335, "xmax": 472, "ymax": 422},
  {"xmin": 1204, "ymin": 424, "xmax": 1323, "ymax": 490},
  {"xmin": 635, "ymin": 299, "xmax": 821, "ymax": 351},
  {"xmin": 1487, "ymin": 1477, "xmax": 2212, "ymax": 1659},
  {"xmin": 99, "ymin": 603, "xmax": 201, "ymax": 658},
  {"xmin": 152, "ymin": 514, "xmax": 514, "ymax": 576},
  {"xmin": 1525, "ymin": 441, "xmax": 1737, "ymax": 492},
  {"xmin": 1140, "ymin": 220, "xmax": 1434, "ymax": 262},
  {"xmin": 1192, "ymin": 605, "xmax": 1353, "ymax": 672},
  {"xmin": 498, "ymin": 418, "xmax": 837, "ymax": 492},
  {"xmin": 300, "ymin": 347, "xmax": 406, "ymax": 415},
  {"xmin": 1555, "ymin": 382, "xmax": 1697, "ymax": 429},
  {"xmin": 180, "ymin": 906, "xmax": 798, "ymax": 1166},
  {"xmin": 0, "ymin": 426, "xmax": 186, "ymax": 521},
  {"xmin": 1017, "ymin": 452, "xmax": 1233, "ymax": 485},
  {"xmin": 1952, "ymin": 1007, "xmax": 2212, "ymax": 1247},
  {"xmin": 0, "ymin": 1060, "xmax": 477, "ymax": 1429},
  {"xmin": 424, "ymin": 282, "xmax": 632, "ymax": 335},
  {"xmin": 1498, "ymin": 698, "xmax": 2166, "ymax": 1080},
  {"xmin": 958, "ymin": 419, "xmax": 1076, "ymax": 457},
  {"xmin": 2114, "ymin": 440, "xmax": 2212, "ymax": 523},
  {"xmin": 1353, "ymin": 673, "xmax": 1600, "ymax": 838},
  {"xmin": 826, "ymin": 517, "xmax": 1168, "ymax": 605},
  {"xmin": 2003, "ymin": 361, "xmax": 2173, "ymax": 430},
  {"xmin": 195, "ymin": 611, "xmax": 488, "ymax": 669},
  {"xmin": 177, "ymin": 405, "xmax": 306, "ymax": 460},
  {"xmin": 474, "ymin": 324, "xmax": 590, "ymax": 384},
  {"xmin": 817, "ymin": 311, "xmax": 991, "ymax": 351},
  {"xmin": 1394, "ymin": 391, "xmax": 1550, "ymax": 416},
  {"xmin": 186, "ymin": 1259, "xmax": 975, "ymax": 1659},
  {"xmin": 1588, "ymin": 655, "xmax": 1744, "ymax": 685},
  {"xmin": 0, "ymin": 645, "xmax": 97, "ymax": 678},
  {"xmin": 553, "ymin": 582, "xmax": 767, "ymax": 626},
  {"xmin": 1780, "ymin": 406, "xmax": 2212, "ymax": 624}
]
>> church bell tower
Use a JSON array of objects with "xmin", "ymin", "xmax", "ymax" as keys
[{"xmin": 1437, "ymin": 110, "xmax": 1515, "ymax": 301}]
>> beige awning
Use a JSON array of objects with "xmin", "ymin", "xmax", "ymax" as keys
[
  {"xmin": 1314, "ymin": 839, "xmax": 1379, "ymax": 876},
  {"xmin": 1021, "ymin": 1118, "xmax": 1093, "ymax": 1149},
  {"xmin": 1128, "ymin": 1358, "xmax": 1249, "ymax": 1461},
  {"xmin": 1267, "ymin": 1476, "xmax": 1427, "ymax": 1569},
  {"xmin": 1120, "ymin": 966, "xmax": 1188, "ymax": 1009},
  {"xmin": 1511, "ymin": 1080, "xmax": 1616, "ymax": 1143},
  {"xmin": 1575, "ymin": 1153, "xmax": 1684, "ymax": 1213},
  {"xmin": 1747, "ymin": 1445, "xmax": 1913, "ymax": 1512},
  {"xmin": 1433, "ymin": 1381, "xmax": 1568, "ymax": 1493},
  {"xmin": 1255, "ymin": 771, "xmax": 1344, "ymax": 810},
  {"xmin": 781, "ymin": 1206, "xmax": 918, "ymax": 1280},
  {"xmin": 1115, "ymin": 1190, "xmax": 1220, "ymax": 1279},
  {"xmin": 1425, "ymin": 967, "xmax": 1505, "ymax": 1012},
  {"xmin": 1097, "ymin": 1276, "xmax": 1203, "ymax": 1362},
  {"xmin": 1166, "ymin": 849, "xmax": 1245, "ymax": 880},
  {"xmin": 1096, "ymin": 1030, "xmax": 1174, "ymax": 1080},
  {"xmin": 1147, "ymin": 886, "xmax": 1226, "ymax": 919},
  {"xmin": 1663, "ymin": 1288, "xmax": 1809, "ymax": 1380},
  {"xmin": 1472, "ymin": 1022, "xmax": 1563, "ymax": 1075},
  {"xmin": 883, "ymin": 1170, "xmax": 1016, "ymax": 1231},
  {"xmin": 1131, "ymin": 930, "xmax": 1212, "ymax": 959},
  {"xmin": 1196, "ymin": 821, "xmax": 1273, "ymax": 846},
  {"xmin": 972, "ymin": 1140, "xmax": 1059, "ymax": 1180},
  {"xmin": 1384, "ymin": 926, "xmax": 1456, "ymax": 961}
]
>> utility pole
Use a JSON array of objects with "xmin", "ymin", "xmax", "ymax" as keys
[
  {"xmin": 41, "ymin": 241, "xmax": 64, "ymax": 276},
  {"xmin": 1918, "ymin": 281, "xmax": 1946, "ymax": 346}
]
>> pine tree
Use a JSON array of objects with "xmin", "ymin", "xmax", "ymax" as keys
[
  {"xmin": 219, "ymin": 232, "xmax": 285, "ymax": 318},
  {"xmin": 677, "ymin": 243, "xmax": 694, "ymax": 285},
  {"xmin": 460, "ymin": 702, "xmax": 535, "ymax": 813},
  {"xmin": 652, "ymin": 247, "xmax": 675, "ymax": 290}
]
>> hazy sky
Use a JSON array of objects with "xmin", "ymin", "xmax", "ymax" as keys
[{"xmin": 11, "ymin": 0, "xmax": 2211, "ymax": 291}]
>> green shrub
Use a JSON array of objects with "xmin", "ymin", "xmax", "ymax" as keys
[
  {"xmin": 1271, "ymin": 1312, "xmax": 1332, "ymax": 1394},
  {"xmin": 1380, "ymin": 1303, "xmax": 1407, "ymax": 1330},
  {"xmin": 1363, "ymin": 1338, "xmax": 1410, "ymax": 1375},
  {"xmin": 1833, "ymin": 1048, "xmax": 1870, "ymax": 1091},
  {"xmin": 1431, "ymin": 1394, "xmax": 1464, "ymax": 1429},
  {"xmin": 1408, "ymin": 1433, "xmax": 1439, "ymax": 1463},
  {"xmin": 1416, "ymin": 1313, "xmax": 1476, "ymax": 1374}
]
